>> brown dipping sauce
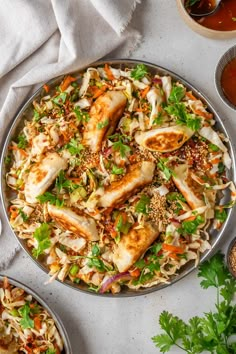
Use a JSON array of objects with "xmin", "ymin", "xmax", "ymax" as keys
[
  {"xmin": 186, "ymin": 0, "xmax": 236, "ymax": 31},
  {"xmin": 221, "ymin": 57, "xmax": 236, "ymax": 106}
]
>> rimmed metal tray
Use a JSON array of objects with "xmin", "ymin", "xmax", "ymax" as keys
[{"xmin": 1, "ymin": 59, "xmax": 235, "ymax": 297}]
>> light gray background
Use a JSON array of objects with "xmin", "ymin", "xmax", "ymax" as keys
[{"xmin": 3, "ymin": 1, "xmax": 236, "ymax": 353}]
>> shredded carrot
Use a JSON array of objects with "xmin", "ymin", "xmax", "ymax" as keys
[
  {"xmin": 186, "ymin": 91, "xmax": 197, "ymax": 100},
  {"xmin": 60, "ymin": 75, "xmax": 76, "ymax": 91},
  {"xmin": 104, "ymin": 64, "xmax": 115, "ymax": 81},
  {"xmin": 168, "ymin": 253, "xmax": 180, "ymax": 260},
  {"xmin": 43, "ymin": 84, "xmax": 50, "ymax": 93},
  {"xmin": 211, "ymin": 158, "xmax": 221, "ymax": 164},
  {"xmin": 194, "ymin": 109, "xmax": 213, "ymax": 120},
  {"xmin": 140, "ymin": 86, "xmax": 150, "ymax": 98},
  {"xmin": 34, "ymin": 317, "xmax": 42, "ymax": 331},
  {"xmin": 9, "ymin": 205, "xmax": 18, "ymax": 219},
  {"xmin": 184, "ymin": 215, "xmax": 196, "ymax": 222},
  {"xmin": 203, "ymin": 163, "xmax": 212, "ymax": 170},
  {"xmin": 231, "ymin": 191, "xmax": 236, "ymax": 197},
  {"xmin": 129, "ymin": 269, "xmax": 141, "ymax": 278},
  {"xmin": 135, "ymin": 108, "xmax": 144, "ymax": 112},
  {"xmin": 9, "ymin": 145, "xmax": 28, "ymax": 157},
  {"xmin": 162, "ymin": 243, "xmax": 185, "ymax": 254}
]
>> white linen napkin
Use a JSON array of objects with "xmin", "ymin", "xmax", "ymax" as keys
[{"xmin": 0, "ymin": 0, "xmax": 141, "ymax": 270}]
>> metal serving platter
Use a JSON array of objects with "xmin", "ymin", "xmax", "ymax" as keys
[
  {"xmin": 1, "ymin": 59, "xmax": 235, "ymax": 297},
  {"xmin": 0, "ymin": 275, "xmax": 72, "ymax": 353}
]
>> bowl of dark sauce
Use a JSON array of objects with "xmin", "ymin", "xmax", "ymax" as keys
[
  {"xmin": 176, "ymin": 0, "xmax": 236, "ymax": 38},
  {"xmin": 215, "ymin": 45, "xmax": 236, "ymax": 110}
]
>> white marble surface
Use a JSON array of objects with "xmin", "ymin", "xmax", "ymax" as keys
[{"xmin": 3, "ymin": 1, "xmax": 236, "ymax": 353}]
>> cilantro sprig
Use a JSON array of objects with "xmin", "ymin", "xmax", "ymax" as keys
[
  {"xmin": 65, "ymin": 138, "xmax": 84, "ymax": 156},
  {"xmin": 19, "ymin": 303, "xmax": 34, "ymax": 329},
  {"xmin": 109, "ymin": 133, "xmax": 131, "ymax": 158},
  {"xmin": 135, "ymin": 195, "xmax": 151, "ymax": 214},
  {"xmin": 152, "ymin": 252, "xmax": 236, "ymax": 353},
  {"xmin": 55, "ymin": 170, "xmax": 79, "ymax": 192},
  {"xmin": 131, "ymin": 64, "xmax": 148, "ymax": 80},
  {"xmin": 133, "ymin": 243, "xmax": 162, "ymax": 285},
  {"xmin": 86, "ymin": 244, "xmax": 112, "ymax": 272},
  {"xmin": 32, "ymin": 223, "xmax": 51, "ymax": 258},
  {"xmin": 157, "ymin": 158, "xmax": 174, "ymax": 181},
  {"xmin": 17, "ymin": 134, "xmax": 28, "ymax": 149},
  {"xmin": 165, "ymin": 85, "xmax": 201, "ymax": 131},
  {"xmin": 37, "ymin": 192, "xmax": 64, "ymax": 207},
  {"xmin": 74, "ymin": 106, "xmax": 90, "ymax": 123}
]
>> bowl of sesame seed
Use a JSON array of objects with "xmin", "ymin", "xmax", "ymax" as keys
[{"xmin": 227, "ymin": 237, "xmax": 236, "ymax": 278}]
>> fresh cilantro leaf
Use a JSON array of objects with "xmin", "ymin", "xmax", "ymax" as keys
[
  {"xmin": 157, "ymin": 158, "xmax": 174, "ymax": 181},
  {"xmin": 112, "ymin": 139, "xmax": 131, "ymax": 158},
  {"xmin": 37, "ymin": 192, "xmax": 64, "ymax": 207},
  {"xmin": 4, "ymin": 155, "xmax": 11, "ymax": 165},
  {"xmin": 198, "ymin": 252, "xmax": 230, "ymax": 289},
  {"xmin": 55, "ymin": 170, "xmax": 79, "ymax": 192},
  {"xmin": 153, "ymin": 112, "xmax": 164, "ymax": 125},
  {"xmin": 111, "ymin": 165, "xmax": 124, "ymax": 175},
  {"xmin": 53, "ymin": 92, "xmax": 67, "ymax": 105},
  {"xmin": 135, "ymin": 195, "xmax": 151, "ymax": 214},
  {"xmin": 209, "ymin": 143, "xmax": 219, "ymax": 152},
  {"xmin": 168, "ymin": 85, "xmax": 185, "ymax": 104},
  {"xmin": 152, "ymin": 333, "xmax": 174, "ymax": 353},
  {"xmin": 32, "ymin": 223, "xmax": 51, "ymax": 258},
  {"xmin": 166, "ymin": 192, "xmax": 186, "ymax": 203},
  {"xmin": 65, "ymin": 138, "xmax": 84, "ymax": 156},
  {"xmin": 181, "ymin": 215, "xmax": 204, "ymax": 235},
  {"xmin": 18, "ymin": 208, "xmax": 29, "ymax": 222},
  {"xmin": 134, "ymin": 259, "xmax": 146, "ymax": 269},
  {"xmin": 91, "ymin": 244, "xmax": 100, "ymax": 256},
  {"xmin": 165, "ymin": 102, "xmax": 201, "ymax": 131},
  {"xmin": 97, "ymin": 119, "xmax": 109, "ymax": 129},
  {"xmin": 74, "ymin": 106, "xmax": 90, "ymax": 123},
  {"xmin": 152, "ymin": 252, "xmax": 236, "ymax": 354},
  {"xmin": 87, "ymin": 257, "xmax": 108, "ymax": 272},
  {"xmin": 218, "ymin": 162, "xmax": 225, "ymax": 174},
  {"xmin": 215, "ymin": 209, "xmax": 227, "ymax": 223},
  {"xmin": 19, "ymin": 303, "xmax": 34, "ymax": 329},
  {"xmin": 17, "ymin": 134, "xmax": 28, "ymax": 149},
  {"xmin": 149, "ymin": 243, "xmax": 162, "ymax": 254},
  {"xmin": 130, "ymin": 64, "xmax": 148, "ymax": 80},
  {"xmin": 115, "ymin": 215, "xmax": 132, "ymax": 235},
  {"xmin": 33, "ymin": 109, "xmax": 41, "ymax": 122},
  {"xmin": 45, "ymin": 349, "xmax": 56, "ymax": 354}
]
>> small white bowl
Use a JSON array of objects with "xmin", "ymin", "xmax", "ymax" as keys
[{"xmin": 215, "ymin": 45, "xmax": 236, "ymax": 111}]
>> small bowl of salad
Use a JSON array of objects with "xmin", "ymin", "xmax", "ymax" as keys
[{"xmin": 0, "ymin": 276, "xmax": 72, "ymax": 353}]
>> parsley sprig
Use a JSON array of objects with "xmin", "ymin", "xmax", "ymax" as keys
[{"xmin": 152, "ymin": 252, "xmax": 236, "ymax": 353}]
